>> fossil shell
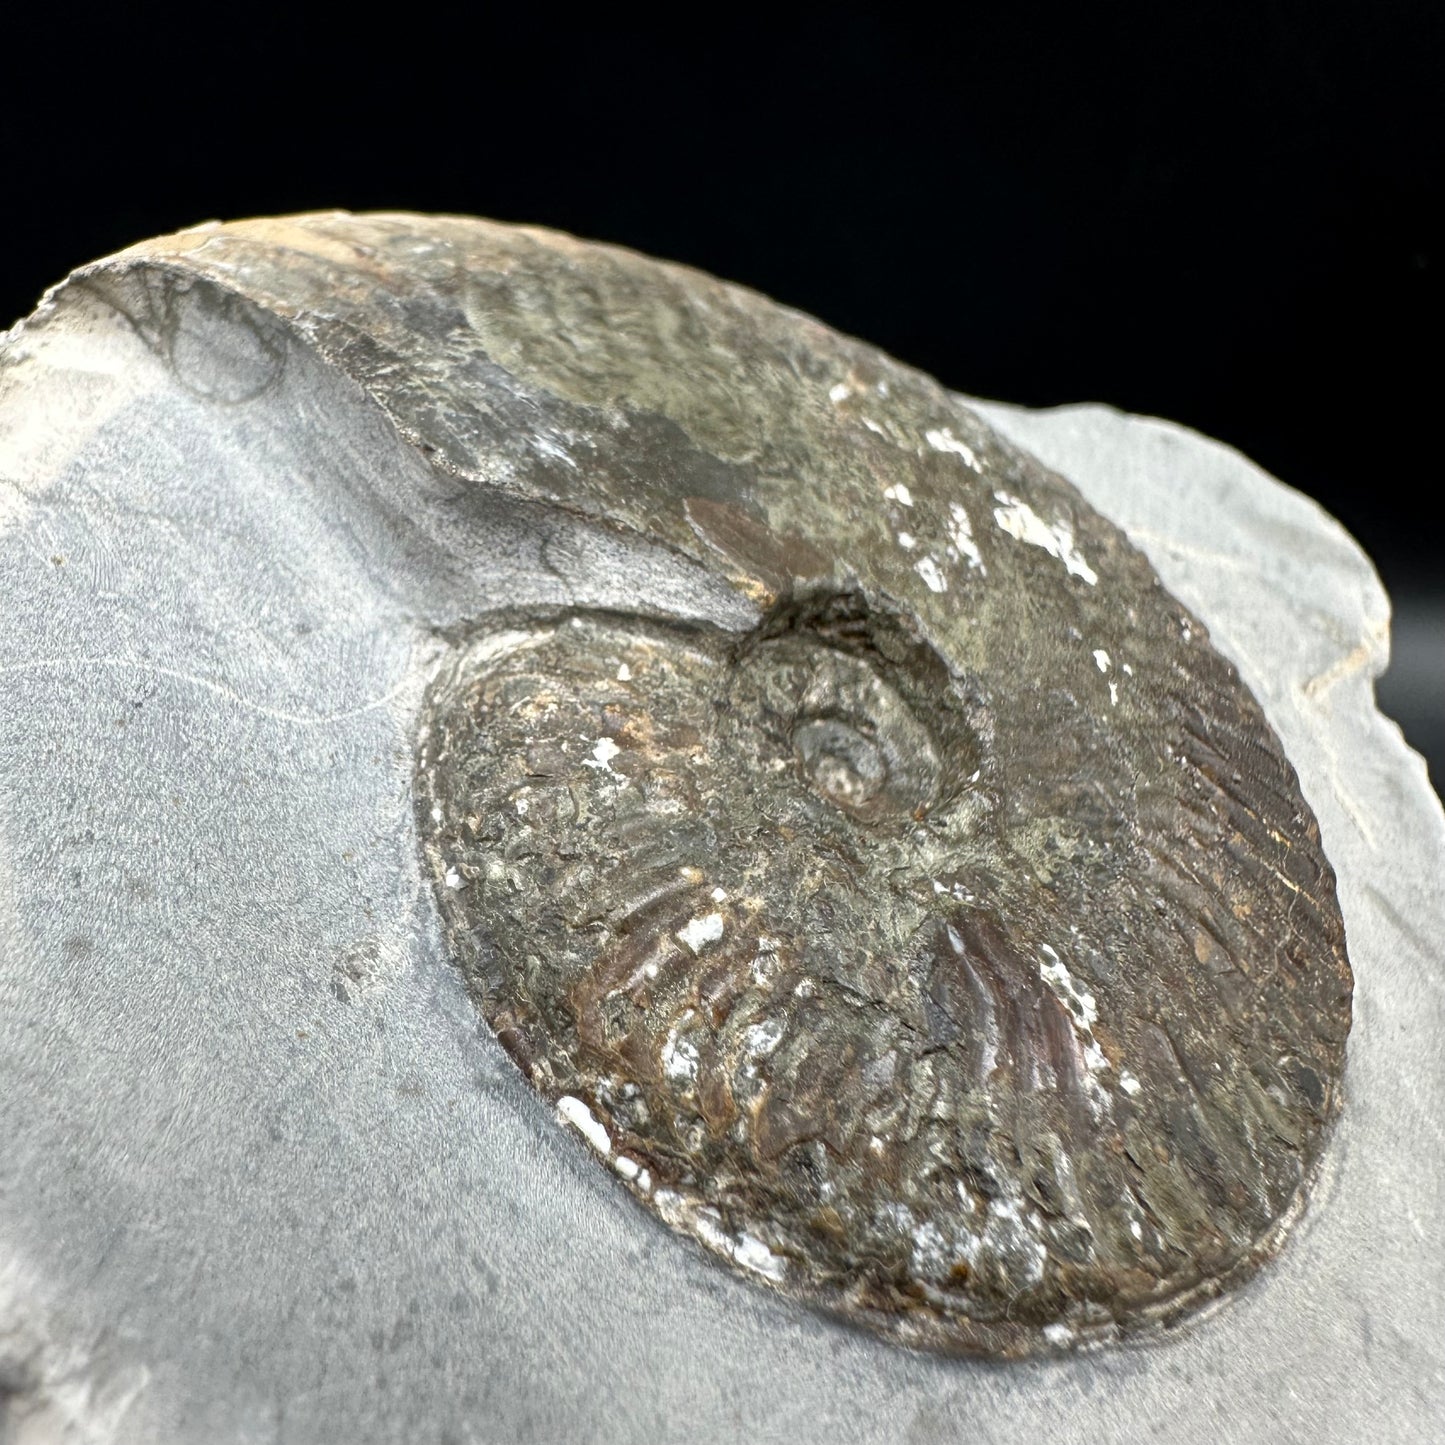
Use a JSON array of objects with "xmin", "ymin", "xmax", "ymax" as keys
[{"xmin": 76, "ymin": 214, "xmax": 1351, "ymax": 1358}]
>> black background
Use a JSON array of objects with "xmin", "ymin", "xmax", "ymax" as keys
[{"xmin": 3, "ymin": 4, "xmax": 1440, "ymax": 790}]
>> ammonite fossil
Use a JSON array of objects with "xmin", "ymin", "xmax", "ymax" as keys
[{"xmin": 76, "ymin": 214, "xmax": 1352, "ymax": 1358}]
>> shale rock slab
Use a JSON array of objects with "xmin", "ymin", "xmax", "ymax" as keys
[{"xmin": 0, "ymin": 221, "xmax": 1440, "ymax": 1443}]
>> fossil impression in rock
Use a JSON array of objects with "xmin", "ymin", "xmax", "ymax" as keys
[{"xmin": 49, "ymin": 214, "xmax": 1352, "ymax": 1359}]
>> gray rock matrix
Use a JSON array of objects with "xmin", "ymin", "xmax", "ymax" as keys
[{"xmin": 0, "ymin": 216, "xmax": 1440, "ymax": 1442}]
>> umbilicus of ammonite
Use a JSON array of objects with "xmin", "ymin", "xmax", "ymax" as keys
[{"xmin": 77, "ymin": 213, "xmax": 1353, "ymax": 1359}]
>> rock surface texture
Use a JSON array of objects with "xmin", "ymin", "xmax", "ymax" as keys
[{"xmin": 0, "ymin": 215, "xmax": 1440, "ymax": 1441}]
